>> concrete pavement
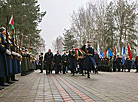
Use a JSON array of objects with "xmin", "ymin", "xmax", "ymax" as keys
[{"xmin": 0, "ymin": 70, "xmax": 138, "ymax": 102}]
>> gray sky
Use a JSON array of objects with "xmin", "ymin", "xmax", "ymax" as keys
[{"xmin": 38, "ymin": 0, "xmax": 90, "ymax": 51}]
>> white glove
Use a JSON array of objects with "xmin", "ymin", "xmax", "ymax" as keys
[
  {"xmin": 17, "ymin": 53, "xmax": 22, "ymax": 57},
  {"xmin": 6, "ymin": 49, "xmax": 11, "ymax": 55},
  {"xmin": 12, "ymin": 51, "xmax": 17, "ymax": 56}
]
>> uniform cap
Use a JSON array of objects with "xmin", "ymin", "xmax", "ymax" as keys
[
  {"xmin": 87, "ymin": 41, "xmax": 91, "ymax": 43},
  {"xmin": 0, "ymin": 27, "xmax": 5, "ymax": 33}
]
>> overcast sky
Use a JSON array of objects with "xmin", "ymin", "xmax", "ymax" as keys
[{"xmin": 38, "ymin": 0, "xmax": 90, "ymax": 52}]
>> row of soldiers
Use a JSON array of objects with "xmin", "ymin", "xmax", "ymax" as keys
[
  {"xmin": 98, "ymin": 55, "xmax": 138, "ymax": 72},
  {"xmin": 0, "ymin": 27, "xmax": 36, "ymax": 90}
]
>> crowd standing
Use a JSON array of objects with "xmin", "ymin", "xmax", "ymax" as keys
[
  {"xmin": 38, "ymin": 41, "xmax": 138, "ymax": 79},
  {"xmin": 0, "ymin": 26, "xmax": 138, "ymax": 90}
]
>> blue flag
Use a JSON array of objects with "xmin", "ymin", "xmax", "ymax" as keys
[
  {"xmin": 100, "ymin": 50, "xmax": 104, "ymax": 58},
  {"xmin": 109, "ymin": 48, "xmax": 113, "ymax": 57},
  {"xmin": 123, "ymin": 45, "xmax": 125, "ymax": 65}
]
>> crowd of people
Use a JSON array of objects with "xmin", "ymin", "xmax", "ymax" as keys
[
  {"xmin": 37, "ymin": 41, "xmax": 138, "ymax": 79},
  {"xmin": 0, "ymin": 26, "xmax": 138, "ymax": 91}
]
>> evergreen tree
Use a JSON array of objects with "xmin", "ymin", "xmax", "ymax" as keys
[
  {"xmin": 63, "ymin": 29, "xmax": 77, "ymax": 51},
  {"xmin": 0, "ymin": 0, "xmax": 46, "ymax": 54}
]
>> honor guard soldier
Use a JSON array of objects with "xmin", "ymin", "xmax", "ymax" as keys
[
  {"xmin": 135, "ymin": 56, "xmax": 138, "ymax": 73},
  {"xmin": 69, "ymin": 46, "xmax": 77, "ymax": 76},
  {"xmin": 21, "ymin": 47, "xmax": 28, "ymax": 76},
  {"xmin": 81, "ymin": 41, "xmax": 97, "ymax": 78},
  {"xmin": 44, "ymin": 49, "xmax": 53, "ymax": 75},
  {"xmin": 62, "ymin": 51, "xmax": 68, "ymax": 74},
  {"xmin": 0, "ymin": 27, "xmax": 11, "ymax": 88},
  {"xmin": 53, "ymin": 50, "xmax": 62, "ymax": 74},
  {"xmin": 11, "ymin": 41, "xmax": 19, "ymax": 81},
  {"xmin": 25, "ymin": 49, "xmax": 30, "ymax": 74}
]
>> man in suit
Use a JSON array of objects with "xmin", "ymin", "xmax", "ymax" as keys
[
  {"xmin": 44, "ymin": 49, "xmax": 53, "ymax": 75},
  {"xmin": 94, "ymin": 50, "xmax": 100, "ymax": 74},
  {"xmin": 62, "ymin": 51, "xmax": 68, "ymax": 74},
  {"xmin": 53, "ymin": 50, "xmax": 61, "ymax": 74}
]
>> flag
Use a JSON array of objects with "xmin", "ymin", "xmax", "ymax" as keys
[
  {"xmin": 101, "ymin": 50, "xmax": 104, "ymax": 58},
  {"xmin": 104, "ymin": 50, "xmax": 107, "ymax": 58},
  {"xmin": 107, "ymin": 50, "xmax": 108, "ymax": 57},
  {"xmin": 75, "ymin": 49, "xmax": 79, "ymax": 60},
  {"xmin": 78, "ymin": 49, "xmax": 83, "ymax": 55},
  {"xmin": 97, "ymin": 43, "xmax": 100, "ymax": 55},
  {"xmin": 128, "ymin": 43, "xmax": 132, "ymax": 60},
  {"xmin": 115, "ymin": 47, "xmax": 117, "ymax": 56},
  {"xmin": 122, "ymin": 45, "xmax": 125, "ymax": 65},
  {"xmin": 109, "ymin": 48, "xmax": 113, "ymax": 57},
  {"xmin": 9, "ymin": 15, "xmax": 15, "ymax": 38}
]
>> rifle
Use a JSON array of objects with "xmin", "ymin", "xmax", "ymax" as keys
[{"xmin": 6, "ymin": 15, "xmax": 9, "ymax": 49}]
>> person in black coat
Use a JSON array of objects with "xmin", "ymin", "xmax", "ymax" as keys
[
  {"xmin": 135, "ymin": 56, "xmax": 138, "ymax": 73},
  {"xmin": 126, "ymin": 58, "xmax": 132, "ymax": 72},
  {"xmin": 38, "ymin": 53, "xmax": 43, "ymax": 73},
  {"xmin": 62, "ymin": 51, "xmax": 68, "ymax": 74},
  {"xmin": 0, "ymin": 27, "xmax": 12, "ymax": 89},
  {"xmin": 116, "ymin": 55, "xmax": 122, "ymax": 72},
  {"xmin": 69, "ymin": 47, "xmax": 77, "ymax": 76},
  {"xmin": 113, "ymin": 56, "xmax": 117, "ymax": 72},
  {"xmin": 53, "ymin": 50, "xmax": 61, "ymax": 74},
  {"xmin": 44, "ymin": 49, "xmax": 53, "ymax": 75},
  {"xmin": 94, "ymin": 50, "xmax": 100, "ymax": 74}
]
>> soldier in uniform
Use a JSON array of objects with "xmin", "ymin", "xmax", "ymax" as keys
[
  {"xmin": 21, "ymin": 47, "xmax": 28, "ymax": 76},
  {"xmin": 62, "ymin": 51, "xmax": 68, "ymax": 74},
  {"xmin": 53, "ymin": 50, "xmax": 61, "ymax": 74},
  {"xmin": 126, "ymin": 58, "xmax": 132, "ymax": 72},
  {"xmin": 113, "ymin": 56, "xmax": 117, "ymax": 72},
  {"xmin": 11, "ymin": 45, "xmax": 19, "ymax": 81},
  {"xmin": 81, "ymin": 41, "xmax": 97, "ymax": 78},
  {"xmin": 0, "ymin": 27, "xmax": 11, "ymax": 88},
  {"xmin": 44, "ymin": 49, "xmax": 53, "ymax": 75},
  {"xmin": 25, "ymin": 49, "xmax": 31, "ymax": 73},
  {"xmin": 135, "ymin": 56, "xmax": 138, "ymax": 73},
  {"xmin": 38, "ymin": 53, "xmax": 44, "ymax": 73},
  {"xmin": 69, "ymin": 47, "xmax": 77, "ymax": 76},
  {"xmin": 116, "ymin": 55, "xmax": 122, "ymax": 72}
]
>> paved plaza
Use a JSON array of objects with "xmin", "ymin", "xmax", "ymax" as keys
[{"xmin": 0, "ymin": 70, "xmax": 138, "ymax": 102}]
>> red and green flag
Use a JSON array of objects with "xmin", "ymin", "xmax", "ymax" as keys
[
  {"xmin": 128, "ymin": 43, "xmax": 132, "ymax": 60},
  {"xmin": 75, "ymin": 49, "xmax": 79, "ymax": 60},
  {"xmin": 9, "ymin": 15, "xmax": 15, "ymax": 38},
  {"xmin": 104, "ymin": 50, "xmax": 107, "ymax": 58}
]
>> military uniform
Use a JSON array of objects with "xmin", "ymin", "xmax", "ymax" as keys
[
  {"xmin": 81, "ymin": 44, "xmax": 97, "ymax": 78},
  {"xmin": 113, "ymin": 56, "xmax": 117, "ymax": 72},
  {"xmin": 0, "ymin": 32, "xmax": 10, "ymax": 86},
  {"xmin": 21, "ymin": 48, "xmax": 28, "ymax": 76},
  {"xmin": 135, "ymin": 56, "xmax": 138, "ymax": 73},
  {"xmin": 69, "ymin": 50, "xmax": 77, "ymax": 76},
  {"xmin": 116, "ymin": 57, "xmax": 122, "ymax": 72}
]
